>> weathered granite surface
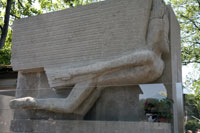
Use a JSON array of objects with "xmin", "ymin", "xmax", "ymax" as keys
[
  {"xmin": 0, "ymin": 95, "xmax": 14, "ymax": 132},
  {"xmin": 10, "ymin": 0, "xmax": 170, "ymax": 117},
  {"xmin": 11, "ymin": 120, "xmax": 171, "ymax": 133}
]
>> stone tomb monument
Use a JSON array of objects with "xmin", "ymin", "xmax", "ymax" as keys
[{"xmin": 10, "ymin": 0, "xmax": 184, "ymax": 132}]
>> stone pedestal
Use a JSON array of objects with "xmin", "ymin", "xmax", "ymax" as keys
[{"xmin": 11, "ymin": 120, "xmax": 171, "ymax": 133}]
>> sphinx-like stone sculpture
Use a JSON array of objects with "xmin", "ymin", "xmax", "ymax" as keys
[{"xmin": 10, "ymin": 0, "xmax": 169, "ymax": 116}]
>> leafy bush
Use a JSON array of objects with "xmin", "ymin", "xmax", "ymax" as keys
[
  {"xmin": 185, "ymin": 120, "xmax": 200, "ymax": 133},
  {"xmin": 0, "ymin": 47, "xmax": 11, "ymax": 65},
  {"xmin": 0, "ymin": 27, "xmax": 12, "ymax": 65},
  {"xmin": 144, "ymin": 98, "xmax": 173, "ymax": 122}
]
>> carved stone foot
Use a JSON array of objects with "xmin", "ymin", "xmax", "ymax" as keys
[{"xmin": 10, "ymin": 97, "xmax": 37, "ymax": 109}]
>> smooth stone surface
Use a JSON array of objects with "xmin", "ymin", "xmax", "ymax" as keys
[
  {"xmin": 84, "ymin": 85, "xmax": 144, "ymax": 121},
  {"xmin": 0, "ymin": 95, "xmax": 14, "ymax": 133},
  {"xmin": 11, "ymin": 120, "xmax": 171, "ymax": 133},
  {"xmin": 11, "ymin": 0, "xmax": 153, "ymax": 71}
]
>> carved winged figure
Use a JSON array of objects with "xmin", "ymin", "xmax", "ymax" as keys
[{"xmin": 10, "ymin": 0, "xmax": 169, "ymax": 117}]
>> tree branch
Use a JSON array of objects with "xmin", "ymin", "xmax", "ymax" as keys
[
  {"xmin": 10, "ymin": 12, "xmax": 20, "ymax": 19},
  {"xmin": 0, "ymin": 0, "xmax": 12, "ymax": 49},
  {"xmin": 182, "ymin": 60, "xmax": 200, "ymax": 65},
  {"xmin": 181, "ymin": 14, "xmax": 200, "ymax": 31},
  {"xmin": 0, "ymin": 25, "xmax": 3, "ymax": 31},
  {"xmin": 183, "ymin": 40, "xmax": 200, "ymax": 46},
  {"xmin": 196, "ymin": 0, "xmax": 200, "ymax": 8},
  {"xmin": 18, "ymin": 0, "xmax": 25, "ymax": 9}
]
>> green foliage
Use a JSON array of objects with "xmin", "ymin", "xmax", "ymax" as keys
[
  {"xmin": 169, "ymin": 0, "xmax": 200, "ymax": 64},
  {"xmin": 184, "ymin": 65, "xmax": 200, "ymax": 119},
  {"xmin": 185, "ymin": 120, "xmax": 200, "ymax": 132},
  {"xmin": 144, "ymin": 98, "xmax": 173, "ymax": 122},
  {"xmin": 0, "ymin": 22, "xmax": 12, "ymax": 65},
  {"xmin": 0, "ymin": 46, "xmax": 11, "ymax": 65},
  {"xmin": 186, "ymin": 94, "xmax": 200, "ymax": 119},
  {"xmin": 185, "ymin": 79, "xmax": 200, "ymax": 120},
  {"xmin": 182, "ymin": 45, "xmax": 200, "ymax": 65},
  {"xmin": 184, "ymin": 64, "xmax": 200, "ymax": 131}
]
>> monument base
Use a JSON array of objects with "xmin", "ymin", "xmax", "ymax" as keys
[{"xmin": 11, "ymin": 120, "xmax": 171, "ymax": 133}]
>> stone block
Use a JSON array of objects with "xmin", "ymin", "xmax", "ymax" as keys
[{"xmin": 11, "ymin": 120, "xmax": 171, "ymax": 133}]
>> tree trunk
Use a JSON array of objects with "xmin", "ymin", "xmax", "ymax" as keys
[{"xmin": 0, "ymin": 0, "xmax": 12, "ymax": 49}]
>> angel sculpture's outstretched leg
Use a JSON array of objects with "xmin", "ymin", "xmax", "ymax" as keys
[{"xmin": 10, "ymin": 80, "xmax": 97, "ymax": 115}]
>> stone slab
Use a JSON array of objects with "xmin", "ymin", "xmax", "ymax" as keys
[
  {"xmin": 11, "ymin": 120, "xmax": 171, "ymax": 133},
  {"xmin": 11, "ymin": 0, "xmax": 152, "ymax": 71},
  {"xmin": 168, "ymin": 6, "xmax": 184, "ymax": 133},
  {"xmin": 0, "ymin": 95, "xmax": 14, "ymax": 133}
]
